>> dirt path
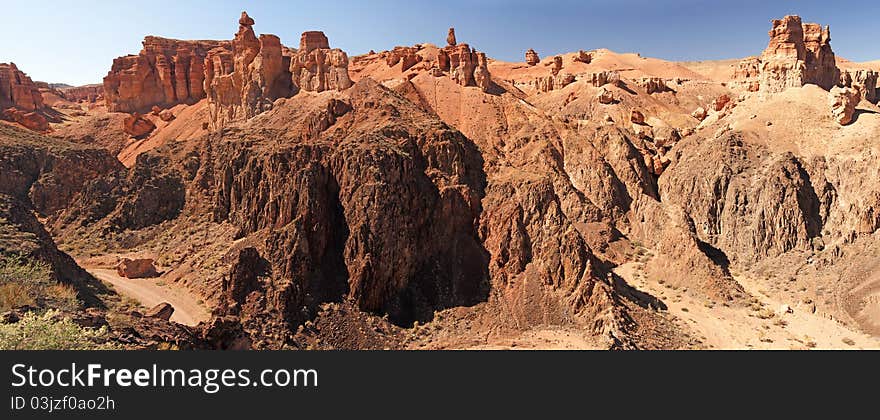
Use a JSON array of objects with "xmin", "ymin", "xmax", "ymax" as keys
[
  {"xmin": 615, "ymin": 260, "xmax": 880, "ymax": 349},
  {"xmin": 88, "ymin": 268, "xmax": 210, "ymax": 326}
]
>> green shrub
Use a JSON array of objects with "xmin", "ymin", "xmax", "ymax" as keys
[{"xmin": 0, "ymin": 310, "xmax": 116, "ymax": 350}]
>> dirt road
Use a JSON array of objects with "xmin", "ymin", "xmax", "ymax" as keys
[{"xmin": 88, "ymin": 268, "xmax": 210, "ymax": 326}]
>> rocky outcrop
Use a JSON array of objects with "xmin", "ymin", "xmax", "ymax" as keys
[
  {"xmin": 733, "ymin": 56, "xmax": 760, "ymax": 79},
  {"xmin": 829, "ymin": 86, "xmax": 859, "ymax": 125},
  {"xmin": 446, "ymin": 28, "xmax": 457, "ymax": 46},
  {"xmin": 1, "ymin": 108, "xmax": 48, "ymax": 132},
  {"xmin": 757, "ymin": 15, "xmax": 839, "ymax": 93},
  {"xmin": 840, "ymin": 69, "xmax": 877, "ymax": 103},
  {"xmin": 104, "ymin": 37, "xmax": 229, "ymax": 113},
  {"xmin": 289, "ymin": 31, "xmax": 353, "ymax": 93},
  {"xmin": 385, "ymin": 46, "xmax": 422, "ymax": 71},
  {"xmin": 204, "ymin": 12, "xmax": 295, "ymax": 129},
  {"xmin": 59, "ymin": 85, "xmax": 103, "ymax": 103},
  {"xmin": 710, "ymin": 94, "xmax": 731, "ymax": 112},
  {"xmin": 635, "ymin": 77, "xmax": 669, "ymax": 94},
  {"xmin": 0, "ymin": 63, "xmax": 44, "ymax": 112},
  {"xmin": 122, "ymin": 113, "xmax": 156, "ymax": 137},
  {"xmin": 437, "ymin": 30, "xmax": 492, "ymax": 92},
  {"xmin": 525, "ymin": 49, "xmax": 540, "ymax": 66},
  {"xmin": 116, "ymin": 258, "xmax": 159, "ymax": 278},
  {"xmin": 597, "ymin": 87, "xmax": 615, "ymax": 104},
  {"xmin": 534, "ymin": 73, "xmax": 574, "ymax": 93},
  {"xmin": 551, "ymin": 56, "xmax": 563, "ymax": 75},
  {"xmin": 588, "ymin": 71, "xmax": 620, "ymax": 87},
  {"xmin": 573, "ymin": 50, "xmax": 593, "ymax": 64}
]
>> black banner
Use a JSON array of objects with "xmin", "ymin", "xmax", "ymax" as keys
[{"xmin": 1, "ymin": 350, "xmax": 874, "ymax": 418}]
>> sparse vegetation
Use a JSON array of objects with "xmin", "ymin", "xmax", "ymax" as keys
[
  {"xmin": 0, "ymin": 310, "xmax": 116, "ymax": 350},
  {"xmin": 0, "ymin": 255, "xmax": 79, "ymax": 312}
]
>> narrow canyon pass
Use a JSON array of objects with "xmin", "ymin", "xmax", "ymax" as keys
[{"xmin": 2, "ymin": 10, "xmax": 879, "ymax": 351}]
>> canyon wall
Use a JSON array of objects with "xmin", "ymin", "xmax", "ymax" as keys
[{"xmin": 104, "ymin": 37, "xmax": 230, "ymax": 113}]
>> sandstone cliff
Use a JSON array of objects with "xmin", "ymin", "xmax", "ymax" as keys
[
  {"xmin": 288, "ymin": 31, "xmax": 353, "ymax": 93},
  {"xmin": 204, "ymin": 12, "xmax": 294, "ymax": 129},
  {"xmin": 104, "ymin": 36, "xmax": 230, "ymax": 113},
  {"xmin": 0, "ymin": 63, "xmax": 44, "ymax": 111}
]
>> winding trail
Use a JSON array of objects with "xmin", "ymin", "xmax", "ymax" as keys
[{"xmin": 88, "ymin": 268, "xmax": 210, "ymax": 326}]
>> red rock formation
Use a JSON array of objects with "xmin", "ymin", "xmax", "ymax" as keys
[
  {"xmin": 636, "ymin": 77, "xmax": 668, "ymax": 94},
  {"xmin": 733, "ymin": 56, "xmax": 760, "ymax": 79},
  {"xmin": 104, "ymin": 37, "xmax": 229, "ymax": 113},
  {"xmin": 438, "ymin": 39, "xmax": 492, "ymax": 92},
  {"xmin": 534, "ymin": 73, "xmax": 574, "ymax": 93},
  {"xmin": 1, "ymin": 108, "xmax": 49, "ymax": 131},
  {"xmin": 551, "ymin": 56, "xmax": 563, "ymax": 76},
  {"xmin": 758, "ymin": 15, "xmax": 839, "ymax": 93},
  {"xmin": 122, "ymin": 113, "xmax": 156, "ymax": 137},
  {"xmin": 573, "ymin": 50, "xmax": 593, "ymax": 64},
  {"xmin": 711, "ymin": 94, "xmax": 731, "ymax": 112},
  {"xmin": 205, "ymin": 12, "xmax": 295, "ymax": 128},
  {"xmin": 0, "ymin": 63, "xmax": 44, "ymax": 111},
  {"xmin": 829, "ymin": 86, "xmax": 859, "ymax": 125},
  {"xmin": 525, "ymin": 49, "xmax": 540, "ymax": 66},
  {"xmin": 446, "ymin": 27, "xmax": 457, "ymax": 46},
  {"xmin": 597, "ymin": 87, "xmax": 615, "ymax": 104},
  {"xmin": 840, "ymin": 69, "xmax": 878, "ymax": 103},
  {"xmin": 289, "ymin": 31, "xmax": 353, "ymax": 93},
  {"xmin": 58, "ymin": 84, "xmax": 103, "ymax": 103},
  {"xmin": 588, "ymin": 71, "xmax": 620, "ymax": 87},
  {"xmin": 385, "ymin": 46, "xmax": 423, "ymax": 72}
]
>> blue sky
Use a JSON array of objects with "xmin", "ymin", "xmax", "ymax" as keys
[{"xmin": 3, "ymin": 0, "xmax": 878, "ymax": 85}]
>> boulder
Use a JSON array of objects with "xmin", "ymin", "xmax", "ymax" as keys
[
  {"xmin": 145, "ymin": 303, "xmax": 174, "ymax": 321},
  {"xmin": 631, "ymin": 110, "xmax": 646, "ymax": 125},
  {"xmin": 122, "ymin": 113, "xmax": 155, "ymax": 137},
  {"xmin": 1, "ymin": 108, "xmax": 49, "ymax": 132},
  {"xmin": 446, "ymin": 27, "xmax": 457, "ymax": 46},
  {"xmin": 692, "ymin": 107, "xmax": 708, "ymax": 121},
  {"xmin": 116, "ymin": 258, "xmax": 159, "ymax": 278},
  {"xmin": 158, "ymin": 109, "xmax": 175, "ymax": 122}
]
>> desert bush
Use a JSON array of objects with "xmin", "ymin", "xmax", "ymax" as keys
[
  {"xmin": 0, "ymin": 255, "xmax": 79, "ymax": 312},
  {"xmin": 0, "ymin": 310, "xmax": 116, "ymax": 350}
]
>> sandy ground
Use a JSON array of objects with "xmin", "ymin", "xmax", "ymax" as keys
[
  {"xmin": 87, "ymin": 268, "xmax": 210, "ymax": 326},
  {"xmin": 615, "ymin": 260, "xmax": 880, "ymax": 350},
  {"xmin": 464, "ymin": 328, "xmax": 604, "ymax": 350}
]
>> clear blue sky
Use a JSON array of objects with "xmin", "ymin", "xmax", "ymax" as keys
[{"xmin": 3, "ymin": 0, "xmax": 878, "ymax": 86}]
